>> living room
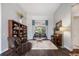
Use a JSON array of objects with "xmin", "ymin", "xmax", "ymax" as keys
[{"xmin": 0, "ymin": 3, "xmax": 79, "ymax": 56}]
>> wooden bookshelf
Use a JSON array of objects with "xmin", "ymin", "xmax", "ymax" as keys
[
  {"xmin": 8, "ymin": 20, "xmax": 27, "ymax": 44},
  {"xmin": 8, "ymin": 20, "xmax": 28, "ymax": 55}
]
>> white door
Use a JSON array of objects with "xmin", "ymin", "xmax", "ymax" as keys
[{"xmin": 72, "ymin": 16, "xmax": 79, "ymax": 49}]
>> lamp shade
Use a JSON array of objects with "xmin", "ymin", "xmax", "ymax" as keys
[{"xmin": 59, "ymin": 26, "xmax": 70, "ymax": 32}]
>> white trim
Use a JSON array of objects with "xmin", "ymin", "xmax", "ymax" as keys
[
  {"xmin": 0, "ymin": 3, "xmax": 1, "ymax": 54},
  {"xmin": 64, "ymin": 45, "xmax": 73, "ymax": 51},
  {"xmin": 0, "ymin": 48, "xmax": 8, "ymax": 54}
]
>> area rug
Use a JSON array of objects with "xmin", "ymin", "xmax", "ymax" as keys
[{"xmin": 28, "ymin": 40, "xmax": 58, "ymax": 50}]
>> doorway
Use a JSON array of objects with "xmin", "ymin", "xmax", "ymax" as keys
[{"xmin": 72, "ymin": 4, "xmax": 79, "ymax": 49}]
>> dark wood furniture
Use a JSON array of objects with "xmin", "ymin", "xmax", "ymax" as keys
[
  {"xmin": 51, "ymin": 20, "xmax": 62, "ymax": 47},
  {"xmin": 8, "ymin": 20, "xmax": 32, "ymax": 56},
  {"xmin": 8, "ymin": 20, "xmax": 27, "ymax": 42},
  {"xmin": 0, "ymin": 41, "xmax": 32, "ymax": 56},
  {"xmin": 51, "ymin": 34, "xmax": 62, "ymax": 47},
  {"xmin": 33, "ymin": 33, "xmax": 47, "ymax": 40}
]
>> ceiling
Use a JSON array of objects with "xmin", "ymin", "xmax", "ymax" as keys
[
  {"xmin": 19, "ymin": 3, "xmax": 61, "ymax": 16},
  {"xmin": 72, "ymin": 4, "xmax": 79, "ymax": 16}
]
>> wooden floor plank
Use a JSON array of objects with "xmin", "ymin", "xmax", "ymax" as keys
[{"xmin": 25, "ymin": 48, "xmax": 70, "ymax": 56}]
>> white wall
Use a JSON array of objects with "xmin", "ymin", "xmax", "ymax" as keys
[
  {"xmin": 54, "ymin": 4, "xmax": 73, "ymax": 51},
  {"xmin": 26, "ymin": 14, "xmax": 54, "ymax": 39},
  {"xmin": 72, "ymin": 17, "xmax": 79, "ymax": 49},
  {"xmin": 1, "ymin": 3, "xmax": 26, "ymax": 53},
  {"xmin": 72, "ymin": 4, "xmax": 79, "ymax": 49},
  {"xmin": 0, "ymin": 3, "xmax": 1, "ymax": 54}
]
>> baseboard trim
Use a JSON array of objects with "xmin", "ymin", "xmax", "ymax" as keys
[
  {"xmin": 0, "ymin": 48, "xmax": 8, "ymax": 54},
  {"xmin": 0, "ymin": 49, "xmax": 8, "ymax": 55},
  {"xmin": 64, "ymin": 45, "xmax": 73, "ymax": 52}
]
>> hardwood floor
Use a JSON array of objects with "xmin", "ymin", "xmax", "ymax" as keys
[
  {"xmin": 25, "ymin": 48, "xmax": 70, "ymax": 56},
  {"xmin": 0, "ymin": 48, "xmax": 70, "ymax": 56},
  {"xmin": 1, "ymin": 40, "xmax": 71, "ymax": 56},
  {"xmin": 70, "ymin": 49, "xmax": 79, "ymax": 56},
  {"xmin": 24, "ymin": 40, "xmax": 70, "ymax": 56}
]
